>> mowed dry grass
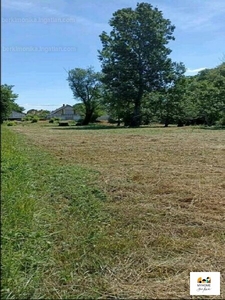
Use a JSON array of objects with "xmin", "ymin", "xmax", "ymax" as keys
[{"xmin": 12, "ymin": 123, "xmax": 225, "ymax": 299}]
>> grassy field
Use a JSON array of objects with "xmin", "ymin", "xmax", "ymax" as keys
[{"xmin": 2, "ymin": 122, "xmax": 225, "ymax": 299}]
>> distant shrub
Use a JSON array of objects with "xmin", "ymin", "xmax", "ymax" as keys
[
  {"xmin": 69, "ymin": 120, "xmax": 76, "ymax": 125},
  {"xmin": 7, "ymin": 121, "xmax": 15, "ymax": 126},
  {"xmin": 54, "ymin": 117, "xmax": 61, "ymax": 122},
  {"xmin": 31, "ymin": 116, "xmax": 39, "ymax": 123},
  {"xmin": 216, "ymin": 114, "xmax": 225, "ymax": 126},
  {"xmin": 75, "ymin": 118, "xmax": 84, "ymax": 126},
  {"xmin": 23, "ymin": 115, "xmax": 32, "ymax": 121},
  {"xmin": 49, "ymin": 118, "xmax": 54, "ymax": 123},
  {"xmin": 108, "ymin": 118, "xmax": 117, "ymax": 124}
]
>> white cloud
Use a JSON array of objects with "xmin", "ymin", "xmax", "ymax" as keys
[
  {"xmin": 158, "ymin": 0, "xmax": 225, "ymax": 32},
  {"xmin": 185, "ymin": 67, "xmax": 207, "ymax": 75},
  {"xmin": 2, "ymin": 0, "xmax": 33, "ymax": 12},
  {"xmin": 2, "ymin": 0, "xmax": 107, "ymax": 32},
  {"xmin": 2, "ymin": 0, "xmax": 73, "ymax": 18}
]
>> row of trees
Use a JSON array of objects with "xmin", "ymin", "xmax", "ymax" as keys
[
  {"xmin": 2, "ymin": 61, "xmax": 224, "ymax": 126},
  {"xmin": 0, "ymin": 85, "xmax": 24, "ymax": 124},
  {"xmin": 140, "ymin": 62, "xmax": 225, "ymax": 127},
  {"xmin": 67, "ymin": 2, "xmax": 224, "ymax": 127}
]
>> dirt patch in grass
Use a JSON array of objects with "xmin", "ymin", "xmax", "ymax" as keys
[{"xmin": 11, "ymin": 124, "xmax": 225, "ymax": 299}]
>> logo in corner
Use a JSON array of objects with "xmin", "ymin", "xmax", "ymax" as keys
[
  {"xmin": 190, "ymin": 272, "xmax": 220, "ymax": 296},
  {"xmin": 197, "ymin": 276, "xmax": 211, "ymax": 284}
]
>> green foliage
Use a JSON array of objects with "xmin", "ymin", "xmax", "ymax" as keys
[
  {"xmin": 48, "ymin": 117, "xmax": 61, "ymax": 124},
  {"xmin": 216, "ymin": 113, "xmax": 225, "ymax": 126},
  {"xmin": 27, "ymin": 109, "xmax": 50, "ymax": 119},
  {"xmin": 0, "ymin": 84, "xmax": 19, "ymax": 123},
  {"xmin": 67, "ymin": 67, "xmax": 103, "ymax": 125},
  {"xmin": 157, "ymin": 76, "xmax": 187, "ymax": 126},
  {"xmin": 141, "ymin": 91, "xmax": 162, "ymax": 125},
  {"xmin": 12, "ymin": 103, "xmax": 25, "ymax": 113},
  {"xmin": 76, "ymin": 118, "xmax": 84, "ymax": 125},
  {"xmin": 90, "ymin": 106, "xmax": 107, "ymax": 122},
  {"xmin": 54, "ymin": 117, "xmax": 60, "ymax": 122},
  {"xmin": 39, "ymin": 110, "xmax": 50, "ymax": 119},
  {"xmin": 22, "ymin": 115, "xmax": 32, "ymax": 121},
  {"xmin": 98, "ymin": 3, "xmax": 224, "ymax": 127},
  {"xmin": 6, "ymin": 121, "xmax": 17, "ymax": 126},
  {"xmin": 144, "ymin": 62, "xmax": 225, "ymax": 127},
  {"xmin": 31, "ymin": 116, "xmax": 39, "ymax": 123},
  {"xmin": 99, "ymin": 2, "xmax": 185, "ymax": 126},
  {"xmin": 23, "ymin": 115, "xmax": 39, "ymax": 123},
  {"xmin": 182, "ymin": 62, "xmax": 225, "ymax": 126},
  {"xmin": 73, "ymin": 102, "xmax": 85, "ymax": 116}
]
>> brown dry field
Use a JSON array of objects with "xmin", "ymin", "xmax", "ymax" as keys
[{"xmin": 12, "ymin": 123, "xmax": 225, "ymax": 299}]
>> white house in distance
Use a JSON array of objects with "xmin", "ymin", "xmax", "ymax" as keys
[{"xmin": 48, "ymin": 104, "xmax": 81, "ymax": 120}]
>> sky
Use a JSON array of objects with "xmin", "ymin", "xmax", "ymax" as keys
[{"xmin": 2, "ymin": 0, "xmax": 225, "ymax": 112}]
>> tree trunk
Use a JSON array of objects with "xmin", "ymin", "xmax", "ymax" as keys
[
  {"xmin": 177, "ymin": 120, "xmax": 184, "ymax": 127},
  {"xmin": 164, "ymin": 119, "xmax": 169, "ymax": 127},
  {"xmin": 130, "ymin": 91, "xmax": 142, "ymax": 127},
  {"xmin": 130, "ymin": 104, "xmax": 141, "ymax": 127},
  {"xmin": 130, "ymin": 72, "xmax": 144, "ymax": 127},
  {"xmin": 82, "ymin": 110, "xmax": 93, "ymax": 125}
]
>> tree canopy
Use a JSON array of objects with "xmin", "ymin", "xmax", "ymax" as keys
[
  {"xmin": 99, "ymin": 2, "xmax": 185, "ymax": 126},
  {"xmin": 67, "ymin": 67, "xmax": 103, "ymax": 125}
]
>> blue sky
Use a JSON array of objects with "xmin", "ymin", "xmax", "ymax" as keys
[{"xmin": 2, "ymin": 0, "xmax": 225, "ymax": 112}]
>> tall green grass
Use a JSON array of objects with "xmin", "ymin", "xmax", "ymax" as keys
[{"xmin": 1, "ymin": 127, "xmax": 116, "ymax": 299}]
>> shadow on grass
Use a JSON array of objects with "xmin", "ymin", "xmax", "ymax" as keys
[
  {"xmin": 200, "ymin": 126, "xmax": 225, "ymax": 130},
  {"xmin": 51, "ymin": 124, "xmax": 125, "ymax": 130},
  {"xmin": 50, "ymin": 124, "xmax": 169, "ymax": 131}
]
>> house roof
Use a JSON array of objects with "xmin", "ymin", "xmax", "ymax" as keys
[
  {"xmin": 9, "ymin": 111, "xmax": 26, "ymax": 118},
  {"xmin": 50, "ymin": 104, "xmax": 73, "ymax": 115}
]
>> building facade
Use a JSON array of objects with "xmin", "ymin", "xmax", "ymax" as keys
[{"xmin": 48, "ymin": 104, "xmax": 81, "ymax": 120}]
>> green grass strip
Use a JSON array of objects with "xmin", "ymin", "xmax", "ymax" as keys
[{"xmin": 1, "ymin": 127, "xmax": 111, "ymax": 299}]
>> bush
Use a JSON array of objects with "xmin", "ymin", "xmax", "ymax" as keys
[
  {"xmin": 54, "ymin": 117, "xmax": 61, "ymax": 122},
  {"xmin": 31, "ymin": 116, "xmax": 39, "ymax": 123},
  {"xmin": 22, "ymin": 116, "xmax": 32, "ymax": 121},
  {"xmin": 216, "ymin": 114, "xmax": 225, "ymax": 126},
  {"xmin": 76, "ymin": 118, "xmax": 84, "ymax": 126},
  {"xmin": 49, "ymin": 118, "xmax": 54, "ymax": 123},
  {"xmin": 108, "ymin": 117, "xmax": 118, "ymax": 124},
  {"xmin": 7, "ymin": 121, "xmax": 16, "ymax": 126}
]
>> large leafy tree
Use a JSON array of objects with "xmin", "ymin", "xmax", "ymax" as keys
[
  {"xmin": 67, "ymin": 67, "xmax": 103, "ymax": 125},
  {"xmin": 99, "ymin": 2, "xmax": 185, "ymax": 126},
  {"xmin": 0, "ymin": 85, "xmax": 22, "ymax": 123}
]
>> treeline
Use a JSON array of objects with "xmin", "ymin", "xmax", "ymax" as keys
[
  {"xmin": 68, "ymin": 63, "xmax": 225, "ymax": 127},
  {"xmin": 139, "ymin": 62, "xmax": 225, "ymax": 127},
  {"xmin": 67, "ymin": 3, "xmax": 225, "ymax": 127}
]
